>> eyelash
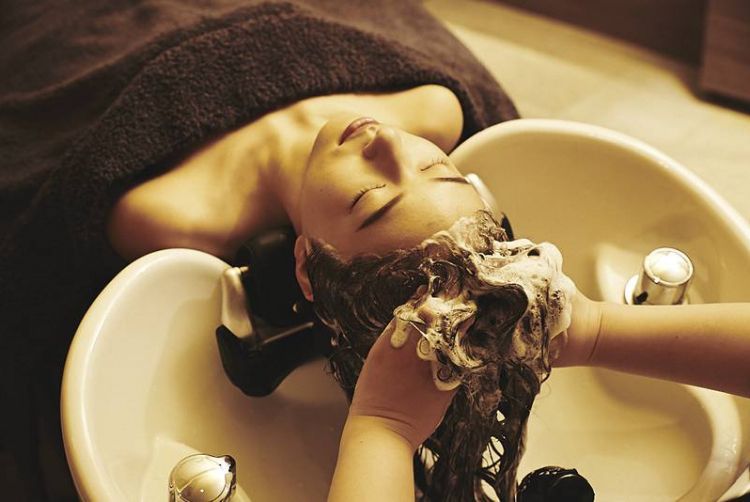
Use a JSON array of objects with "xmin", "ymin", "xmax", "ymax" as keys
[
  {"xmin": 351, "ymin": 183, "xmax": 386, "ymax": 207},
  {"xmin": 350, "ymin": 156, "xmax": 450, "ymax": 208},
  {"xmin": 420, "ymin": 156, "xmax": 450, "ymax": 171}
]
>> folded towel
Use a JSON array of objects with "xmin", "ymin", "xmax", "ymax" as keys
[{"xmin": 0, "ymin": 0, "xmax": 518, "ymax": 495}]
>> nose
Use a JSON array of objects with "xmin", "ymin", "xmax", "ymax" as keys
[{"xmin": 362, "ymin": 126, "xmax": 411, "ymax": 181}]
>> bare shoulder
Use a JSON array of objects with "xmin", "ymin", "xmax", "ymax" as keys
[
  {"xmin": 105, "ymin": 124, "xmax": 273, "ymax": 261},
  {"xmin": 106, "ymin": 179, "xmax": 226, "ymax": 261},
  {"xmin": 429, "ymin": 85, "xmax": 464, "ymax": 149},
  {"xmin": 398, "ymin": 85, "xmax": 464, "ymax": 151},
  {"xmin": 107, "ymin": 184, "xmax": 189, "ymax": 261}
]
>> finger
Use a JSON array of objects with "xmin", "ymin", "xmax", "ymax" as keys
[
  {"xmin": 388, "ymin": 318, "xmax": 416, "ymax": 349},
  {"xmin": 432, "ymin": 361, "xmax": 462, "ymax": 391},
  {"xmin": 369, "ymin": 318, "xmax": 438, "ymax": 377},
  {"xmin": 365, "ymin": 318, "xmax": 412, "ymax": 363}
]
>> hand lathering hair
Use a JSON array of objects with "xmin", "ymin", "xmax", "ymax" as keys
[{"xmin": 305, "ymin": 210, "xmax": 564, "ymax": 501}]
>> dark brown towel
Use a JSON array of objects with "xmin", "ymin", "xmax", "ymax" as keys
[{"xmin": 0, "ymin": 0, "xmax": 518, "ymax": 497}]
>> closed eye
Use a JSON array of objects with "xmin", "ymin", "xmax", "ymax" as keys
[
  {"xmin": 356, "ymin": 177, "xmax": 474, "ymax": 231},
  {"xmin": 420, "ymin": 156, "xmax": 451, "ymax": 172},
  {"xmin": 350, "ymin": 156, "xmax": 453, "ymax": 213},
  {"xmin": 430, "ymin": 176, "xmax": 470, "ymax": 184},
  {"xmin": 349, "ymin": 183, "xmax": 386, "ymax": 211}
]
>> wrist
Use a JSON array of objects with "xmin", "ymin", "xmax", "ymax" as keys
[
  {"xmin": 342, "ymin": 414, "xmax": 417, "ymax": 453},
  {"xmin": 555, "ymin": 294, "xmax": 604, "ymax": 367},
  {"xmin": 577, "ymin": 298, "xmax": 603, "ymax": 365}
]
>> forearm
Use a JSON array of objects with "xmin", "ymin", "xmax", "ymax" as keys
[
  {"xmin": 590, "ymin": 302, "xmax": 750, "ymax": 397},
  {"xmin": 328, "ymin": 416, "xmax": 416, "ymax": 502}
]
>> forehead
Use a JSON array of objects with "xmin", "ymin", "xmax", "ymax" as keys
[{"xmin": 322, "ymin": 184, "xmax": 486, "ymax": 257}]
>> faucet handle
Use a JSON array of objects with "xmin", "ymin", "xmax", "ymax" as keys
[{"xmin": 169, "ymin": 454, "xmax": 237, "ymax": 502}]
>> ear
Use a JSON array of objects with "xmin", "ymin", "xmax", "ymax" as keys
[{"xmin": 294, "ymin": 235, "xmax": 314, "ymax": 302}]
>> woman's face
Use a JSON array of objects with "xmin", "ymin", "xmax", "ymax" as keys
[{"xmin": 298, "ymin": 115, "xmax": 486, "ymax": 257}]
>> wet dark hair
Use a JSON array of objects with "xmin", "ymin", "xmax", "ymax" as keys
[{"xmin": 306, "ymin": 211, "xmax": 551, "ymax": 501}]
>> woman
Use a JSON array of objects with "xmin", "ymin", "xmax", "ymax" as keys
[
  {"xmin": 103, "ymin": 84, "xmax": 534, "ymax": 501},
  {"xmin": 4, "ymin": 1, "xmax": 746, "ymax": 500},
  {"xmin": 99, "ymin": 11, "xmax": 749, "ymax": 502},
  {"xmin": 1, "ymin": 0, "xmax": 515, "ymax": 498}
]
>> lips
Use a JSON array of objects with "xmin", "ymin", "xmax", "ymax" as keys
[{"xmin": 339, "ymin": 117, "xmax": 379, "ymax": 145}]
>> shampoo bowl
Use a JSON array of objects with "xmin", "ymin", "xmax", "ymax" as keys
[{"xmin": 63, "ymin": 119, "xmax": 750, "ymax": 501}]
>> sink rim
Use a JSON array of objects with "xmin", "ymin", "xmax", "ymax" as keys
[
  {"xmin": 61, "ymin": 248, "xmax": 229, "ymax": 501},
  {"xmin": 684, "ymin": 385, "xmax": 744, "ymax": 500},
  {"xmin": 451, "ymin": 118, "xmax": 750, "ymax": 250}
]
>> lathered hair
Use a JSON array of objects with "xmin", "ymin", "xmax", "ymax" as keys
[{"xmin": 306, "ymin": 210, "xmax": 573, "ymax": 501}]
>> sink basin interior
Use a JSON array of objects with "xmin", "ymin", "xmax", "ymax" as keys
[
  {"xmin": 63, "ymin": 119, "xmax": 750, "ymax": 501},
  {"xmin": 519, "ymin": 368, "xmax": 713, "ymax": 500},
  {"xmin": 65, "ymin": 252, "xmax": 348, "ymax": 500}
]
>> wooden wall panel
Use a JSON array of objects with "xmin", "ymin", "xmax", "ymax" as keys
[
  {"xmin": 700, "ymin": 0, "xmax": 750, "ymax": 103},
  {"xmin": 494, "ymin": 0, "xmax": 708, "ymax": 64}
]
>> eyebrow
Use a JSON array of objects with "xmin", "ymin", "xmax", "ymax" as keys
[{"xmin": 355, "ymin": 177, "xmax": 472, "ymax": 231}]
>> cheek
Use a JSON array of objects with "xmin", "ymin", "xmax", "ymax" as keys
[
  {"xmin": 303, "ymin": 155, "xmax": 366, "ymax": 212},
  {"xmin": 300, "ymin": 185, "xmax": 349, "ymax": 236},
  {"xmin": 304, "ymin": 182, "xmax": 345, "ymax": 215}
]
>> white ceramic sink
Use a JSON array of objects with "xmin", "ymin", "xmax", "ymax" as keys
[
  {"xmin": 63, "ymin": 119, "xmax": 750, "ymax": 501},
  {"xmin": 61, "ymin": 249, "xmax": 348, "ymax": 501}
]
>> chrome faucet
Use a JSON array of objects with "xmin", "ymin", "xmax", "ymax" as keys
[
  {"xmin": 624, "ymin": 247, "xmax": 694, "ymax": 305},
  {"xmin": 169, "ymin": 454, "xmax": 237, "ymax": 502}
]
